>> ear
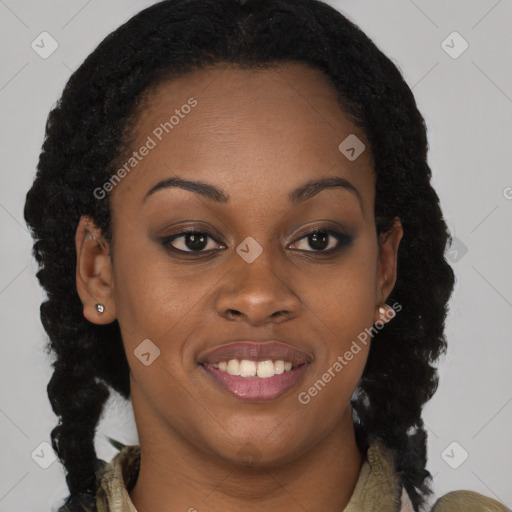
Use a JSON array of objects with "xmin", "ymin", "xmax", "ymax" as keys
[
  {"xmin": 373, "ymin": 217, "xmax": 403, "ymax": 325},
  {"xmin": 75, "ymin": 215, "xmax": 116, "ymax": 324}
]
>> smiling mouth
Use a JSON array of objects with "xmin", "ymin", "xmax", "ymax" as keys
[
  {"xmin": 199, "ymin": 360, "xmax": 310, "ymax": 402},
  {"xmin": 211, "ymin": 358, "xmax": 295, "ymax": 377},
  {"xmin": 197, "ymin": 340, "xmax": 313, "ymax": 402}
]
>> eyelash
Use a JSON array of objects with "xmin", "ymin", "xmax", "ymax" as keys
[{"xmin": 160, "ymin": 227, "xmax": 353, "ymax": 256}]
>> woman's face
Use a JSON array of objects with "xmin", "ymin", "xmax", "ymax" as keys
[{"xmin": 78, "ymin": 62, "xmax": 402, "ymax": 465}]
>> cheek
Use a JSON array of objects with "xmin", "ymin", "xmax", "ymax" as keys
[
  {"xmin": 299, "ymin": 273, "xmax": 374, "ymax": 422},
  {"xmin": 301, "ymin": 234, "xmax": 377, "ymax": 401},
  {"xmin": 110, "ymin": 232, "xmax": 206, "ymax": 348},
  {"xmin": 312, "ymin": 234, "xmax": 379, "ymax": 337}
]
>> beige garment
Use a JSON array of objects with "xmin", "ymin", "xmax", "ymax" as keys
[
  {"xmin": 95, "ymin": 444, "xmax": 139, "ymax": 512},
  {"xmin": 93, "ymin": 441, "xmax": 509, "ymax": 512},
  {"xmin": 431, "ymin": 490, "xmax": 511, "ymax": 512}
]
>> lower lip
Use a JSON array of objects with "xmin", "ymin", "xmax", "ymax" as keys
[{"xmin": 200, "ymin": 363, "xmax": 310, "ymax": 402}]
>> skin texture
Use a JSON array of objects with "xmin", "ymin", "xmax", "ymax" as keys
[{"xmin": 75, "ymin": 62, "xmax": 403, "ymax": 512}]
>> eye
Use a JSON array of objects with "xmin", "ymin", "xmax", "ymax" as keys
[
  {"xmin": 160, "ymin": 226, "xmax": 353, "ymax": 256},
  {"xmin": 289, "ymin": 229, "xmax": 353, "ymax": 254},
  {"xmin": 161, "ymin": 229, "xmax": 225, "ymax": 253}
]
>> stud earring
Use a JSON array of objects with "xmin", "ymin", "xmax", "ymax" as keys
[
  {"xmin": 95, "ymin": 303, "xmax": 105, "ymax": 314},
  {"xmin": 378, "ymin": 304, "xmax": 396, "ymax": 323}
]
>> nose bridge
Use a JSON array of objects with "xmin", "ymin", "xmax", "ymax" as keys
[
  {"xmin": 235, "ymin": 239, "xmax": 283, "ymax": 291},
  {"xmin": 215, "ymin": 236, "xmax": 300, "ymax": 324}
]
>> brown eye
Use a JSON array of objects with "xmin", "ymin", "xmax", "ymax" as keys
[
  {"xmin": 289, "ymin": 229, "xmax": 353, "ymax": 253},
  {"xmin": 307, "ymin": 231, "xmax": 330, "ymax": 251},
  {"xmin": 161, "ymin": 230, "xmax": 225, "ymax": 253}
]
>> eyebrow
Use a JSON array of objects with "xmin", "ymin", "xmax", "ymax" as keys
[{"xmin": 144, "ymin": 175, "xmax": 362, "ymax": 207}]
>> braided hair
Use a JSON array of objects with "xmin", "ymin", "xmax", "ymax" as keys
[{"xmin": 24, "ymin": 1, "xmax": 455, "ymax": 510}]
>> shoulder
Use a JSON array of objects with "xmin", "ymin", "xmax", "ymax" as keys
[{"xmin": 430, "ymin": 490, "xmax": 511, "ymax": 512}]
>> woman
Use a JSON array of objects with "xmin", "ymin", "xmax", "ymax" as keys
[{"xmin": 23, "ymin": 0, "xmax": 509, "ymax": 511}]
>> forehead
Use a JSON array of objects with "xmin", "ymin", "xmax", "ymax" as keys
[
  {"xmin": 110, "ymin": 62, "xmax": 375, "ymax": 219},
  {"xmin": 136, "ymin": 61, "xmax": 363, "ymax": 144}
]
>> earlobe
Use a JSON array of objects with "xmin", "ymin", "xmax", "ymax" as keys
[
  {"xmin": 374, "ymin": 217, "xmax": 403, "ymax": 324},
  {"xmin": 374, "ymin": 304, "xmax": 397, "ymax": 326},
  {"xmin": 75, "ymin": 215, "xmax": 116, "ymax": 324}
]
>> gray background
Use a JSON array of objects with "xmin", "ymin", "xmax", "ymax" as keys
[{"xmin": 0, "ymin": 0, "xmax": 511, "ymax": 510}]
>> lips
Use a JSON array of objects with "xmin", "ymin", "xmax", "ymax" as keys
[
  {"xmin": 202, "ymin": 363, "xmax": 309, "ymax": 402},
  {"xmin": 197, "ymin": 341, "xmax": 313, "ymax": 402},
  {"xmin": 197, "ymin": 341, "xmax": 314, "ymax": 366}
]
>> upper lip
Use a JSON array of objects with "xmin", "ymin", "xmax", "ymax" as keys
[{"xmin": 197, "ymin": 341, "xmax": 314, "ymax": 366}]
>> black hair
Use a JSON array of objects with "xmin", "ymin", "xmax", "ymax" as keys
[{"xmin": 24, "ymin": 1, "xmax": 455, "ymax": 510}]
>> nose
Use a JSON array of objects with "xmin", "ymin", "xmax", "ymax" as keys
[{"xmin": 215, "ymin": 250, "xmax": 300, "ymax": 326}]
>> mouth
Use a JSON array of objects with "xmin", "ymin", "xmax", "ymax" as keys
[{"xmin": 197, "ymin": 341, "xmax": 313, "ymax": 402}]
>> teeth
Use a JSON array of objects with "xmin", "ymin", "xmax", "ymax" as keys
[
  {"xmin": 239, "ymin": 359, "xmax": 257, "ymax": 377},
  {"xmin": 226, "ymin": 359, "xmax": 240, "ymax": 376},
  {"xmin": 274, "ymin": 360, "xmax": 285, "ymax": 375},
  {"xmin": 212, "ymin": 359, "xmax": 296, "ymax": 378},
  {"xmin": 257, "ymin": 360, "xmax": 275, "ymax": 378}
]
